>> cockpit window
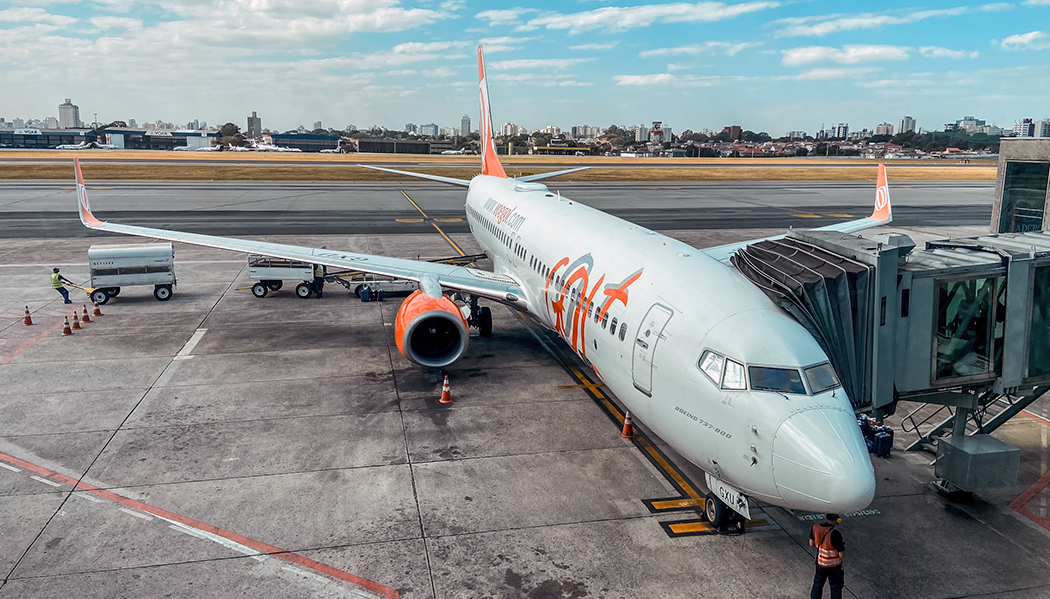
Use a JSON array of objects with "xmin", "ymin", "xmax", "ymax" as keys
[
  {"xmin": 698, "ymin": 350, "xmax": 724, "ymax": 384},
  {"xmin": 804, "ymin": 363, "xmax": 840, "ymax": 394},
  {"xmin": 722, "ymin": 359, "xmax": 747, "ymax": 390},
  {"xmin": 749, "ymin": 366, "xmax": 806, "ymax": 394}
]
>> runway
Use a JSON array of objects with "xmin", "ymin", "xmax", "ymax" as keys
[{"xmin": 0, "ymin": 180, "xmax": 994, "ymax": 238}]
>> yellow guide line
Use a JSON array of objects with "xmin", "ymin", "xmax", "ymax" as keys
[{"xmin": 401, "ymin": 190, "xmax": 430, "ymax": 219}]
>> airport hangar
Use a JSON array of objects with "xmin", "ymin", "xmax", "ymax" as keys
[{"xmin": 2, "ymin": 154, "xmax": 1050, "ymax": 597}]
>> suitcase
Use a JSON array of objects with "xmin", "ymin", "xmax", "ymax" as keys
[{"xmin": 872, "ymin": 431, "xmax": 893, "ymax": 457}]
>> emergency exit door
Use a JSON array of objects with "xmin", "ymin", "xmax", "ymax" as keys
[{"xmin": 632, "ymin": 304, "xmax": 674, "ymax": 396}]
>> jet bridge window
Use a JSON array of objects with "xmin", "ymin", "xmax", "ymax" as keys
[
  {"xmin": 804, "ymin": 363, "xmax": 840, "ymax": 394},
  {"xmin": 749, "ymin": 366, "xmax": 806, "ymax": 394},
  {"xmin": 934, "ymin": 276, "xmax": 1004, "ymax": 381},
  {"xmin": 1028, "ymin": 265, "xmax": 1050, "ymax": 380},
  {"xmin": 998, "ymin": 161, "xmax": 1049, "ymax": 233}
]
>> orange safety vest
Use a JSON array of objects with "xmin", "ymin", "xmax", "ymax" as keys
[{"xmin": 812, "ymin": 523, "xmax": 843, "ymax": 567}]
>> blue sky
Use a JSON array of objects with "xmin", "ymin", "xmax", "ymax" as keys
[{"xmin": 2, "ymin": 0, "xmax": 1049, "ymax": 136}]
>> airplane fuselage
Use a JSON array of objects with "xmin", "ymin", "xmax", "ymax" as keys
[{"xmin": 463, "ymin": 175, "xmax": 876, "ymax": 514}]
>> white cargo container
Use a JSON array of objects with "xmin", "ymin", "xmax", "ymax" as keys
[
  {"xmin": 247, "ymin": 254, "xmax": 317, "ymax": 299},
  {"xmin": 88, "ymin": 243, "xmax": 176, "ymax": 304}
]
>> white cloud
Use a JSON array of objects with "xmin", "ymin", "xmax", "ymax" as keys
[
  {"xmin": 88, "ymin": 16, "xmax": 142, "ymax": 30},
  {"xmin": 667, "ymin": 62, "xmax": 693, "ymax": 71},
  {"xmin": 1001, "ymin": 31, "xmax": 1050, "ymax": 50},
  {"xmin": 478, "ymin": 36, "xmax": 535, "ymax": 53},
  {"xmin": 790, "ymin": 67, "xmax": 882, "ymax": 80},
  {"xmin": 476, "ymin": 8, "xmax": 535, "ymax": 26},
  {"xmin": 774, "ymin": 8, "xmax": 966, "ymax": 37},
  {"xmin": 386, "ymin": 69, "xmax": 418, "ymax": 76},
  {"xmin": 568, "ymin": 42, "xmax": 619, "ymax": 51},
  {"xmin": 614, "ymin": 73, "xmax": 676, "ymax": 85},
  {"xmin": 979, "ymin": 3, "xmax": 1012, "ymax": 10},
  {"xmin": 640, "ymin": 41, "xmax": 757, "ymax": 57},
  {"xmin": 488, "ymin": 72, "xmax": 591, "ymax": 86},
  {"xmin": 423, "ymin": 67, "xmax": 456, "ymax": 77},
  {"xmin": 488, "ymin": 58, "xmax": 595, "ymax": 70},
  {"xmin": 919, "ymin": 46, "xmax": 978, "ymax": 59},
  {"xmin": 781, "ymin": 45, "xmax": 909, "ymax": 66},
  {"xmin": 0, "ymin": 7, "xmax": 76, "ymax": 26},
  {"xmin": 520, "ymin": 1, "xmax": 779, "ymax": 34},
  {"xmin": 1023, "ymin": 0, "xmax": 1050, "ymax": 5}
]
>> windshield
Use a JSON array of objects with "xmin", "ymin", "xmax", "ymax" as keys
[
  {"xmin": 804, "ymin": 363, "xmax": 840, "ymax": 394},
  {"xmin": 748, "ymin": 366, "xmax": 805, "ymax": 394}
]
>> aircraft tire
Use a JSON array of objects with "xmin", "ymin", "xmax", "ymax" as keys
[
  {"xmin": 704, "ymin": 492, "xmax": 726, "ymax": 528},
  {"xmin": 478, "ymin": 306, "xmax": 493, "ymax": 337}
]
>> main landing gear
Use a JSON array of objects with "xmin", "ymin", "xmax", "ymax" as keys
[{"xmin": 466, "ymin": 295, "xmax": 492, "ymax": 337}]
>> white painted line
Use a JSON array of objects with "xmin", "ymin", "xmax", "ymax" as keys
[
  {"xmin": 172, "ymin": 355, "xmax": 195, "ymax": 361},
  {"xmin": 175, "ymin": 328, "xmax": 208, "ymax": 358},
  {"xmin": 118, "ymin": 507, "xmax": 154, "ymax": 521},
  {"xmin": 169, "ymin": 523, "xmax": 210, "ymax": 540},
  {"xmin": 282, "ymin": 565, "xmax": 328, "ymax": 585},
  {"xmin": 163, "ymin": 519, "xmax": 264, "ymax": 559},
  {"xmin": 74, "ymin": 493, "xmax": 103, "ymax": 503},
  {"xmin": 0, "ymin": 462, "xmax": 21, "ymax": 472},
  {"xmin": 29, "ymin": 475, "xmax": 61, "ymax": 487}
]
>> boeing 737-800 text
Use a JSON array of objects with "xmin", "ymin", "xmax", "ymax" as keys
[{"xmin": 73, "ymin": 46, "xmax": 890, "ymax": 522}]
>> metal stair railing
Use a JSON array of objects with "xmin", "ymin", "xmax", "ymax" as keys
[
  {"xmin": 904, "ymin": 386, "xmax": 1049, "ymax": 452},
  {"xmin": 902, "ymin": 403, "xmax": 955, "ymax": 452}
]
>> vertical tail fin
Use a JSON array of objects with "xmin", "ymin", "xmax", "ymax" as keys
[
  {"xmin": 477, "ymin": 46, "xmax": 507, "ymax": 179},
  {"xmin": 869, "ymin": 164, "xmax": 892, "ymax": 222},
  {"xmin": 74, "ymin": 158, "xmax": 103, "ymax": 227}
]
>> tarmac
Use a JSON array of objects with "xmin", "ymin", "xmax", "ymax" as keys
[{"xmin": 1, "ymin": 186, "xmax": 1050, "ymax": 598}]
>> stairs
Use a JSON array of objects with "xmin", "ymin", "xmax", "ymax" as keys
[{"xmin": 902, "ymin": 387, "xmax": 1049, "ymax": 452}]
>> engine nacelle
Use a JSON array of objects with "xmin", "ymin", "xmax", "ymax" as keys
[{"xmin": 394, "ymin": 289, "xmax": 470, "ymax": 368}]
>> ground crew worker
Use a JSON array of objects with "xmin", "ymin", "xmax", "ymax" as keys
[
  {"xmin": 313, "ymin": 263, "xmax": 325, "ymax": 299},
  {"xmin": 809, "ymin": 513, "xmax": 845, "ymax": 599},
  {"xmin": 51, "ymin": 267, "xmax": 73, "ymax": 304}
]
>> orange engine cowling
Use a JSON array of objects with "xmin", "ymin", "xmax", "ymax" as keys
[{"xmin": 394, "ymin": 290, "xmax": 470, "ymax": 368}]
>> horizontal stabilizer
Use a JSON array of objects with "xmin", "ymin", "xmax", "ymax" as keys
[{"xmin": 357, "ymin": 165, "xmax": 471, "ymax": 187}]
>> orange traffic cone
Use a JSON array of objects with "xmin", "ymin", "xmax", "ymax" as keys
[
  {"xmin": 621, "ymin": 411, "xmax": 634, "ymax": 439},
  {"xmin": 81, "ymin": 305, "xmax": 91, "ymax": 323},
  {"xmin": 439, "ymin": 375, "xmax": 454, "ymax": 404},
  {"xmin": 62, "ymin": 316, "xmax": 73, "ymax": 335},
  {"xmin": 92, "ymin": 302, "xmax": 103, "ymax": 317},
  {"xmin": 70, "ymin": 312, "xmax": 82, "ymax": 330},
  {"xmin": 23, "ymin": 306, "xmax": 33, "ymax": 326}
]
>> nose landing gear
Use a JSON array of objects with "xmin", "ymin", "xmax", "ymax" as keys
[{"xmin": 703, "ymin": 493, "xmax": 746, "ymax": 534}]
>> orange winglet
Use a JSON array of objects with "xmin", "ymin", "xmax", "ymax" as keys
[
  {"xmin": 477, "ymin": 46, "xmax": 507, "ymax": 179},
  {"xmin": 869, "ymin": 164, "xmax": 891, "ymax": 222},
  {"xmin": 74, "ymin": 158, "xmax": 103, "ymax": 227}
]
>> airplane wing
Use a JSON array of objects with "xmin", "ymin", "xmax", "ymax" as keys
[
  {"xmin": 701, "ymin": 164, "xmax": 893, "ymax": 264},
  {"xmin": 73, "ymin": 158, "xmax": 526, "ymax": 305},
  {"xmin": 357, "ymin": 164, "xmax": 471, "ymax": 187}
]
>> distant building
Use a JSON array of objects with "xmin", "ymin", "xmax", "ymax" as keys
[
  {"xmin": 404, "ymin": 123, "xmax": 417, "ymax": 133},
  {"xmin": 128, "ymin": 118, "xmax": 137, "ymax": 128},
  {"xmin": 44, "ymin": 116, "xmax": 58, "ymax": 129},
  {"xmin": 1015, "ymin": 118, "xmax": 1035, "ymax": 137},
  {"xmin": 541, "ymin": 125, "xmax": 561, "ymax": 135},
  {"xmin": 956, "ymin": 116, "xmax": 986, "ymax": 132},
  {"xmin": 419, "ymin": 123, "xmax": 439, "ymax": 136},
  {"xmin": 272, "ymin": 132, "xmax": 339, "ymax": 152},
  {"xmin": 1035, "ymin": 120, "xmax": 1050, "ymax": 138},
  {"xmin": 785, "ymin": 130, "xmax": 807, "ymax": 139},
  {"xmin": 0, "ymin": 127, "xmax": 97, "ymax": 148},
  {"xmin": 833, "ymin": 123, "xmax": 849, "ymax": 139},
  {"xmin": 501, "ymin": 122, "xmax": 519, "ymax": 136},
  {"xmin": 247, "ymin": 112, "xmax": 261, "ymax": 138},
  {"xmin": 899, "ymin": 116, "xmax": 917, "ymax": 134},
  {"xmin": 58, "ymin": 99, "xmax": 81, "ymax": 129},
  {"xmin": 461, "ymin": 115, "xmax": 470, "ymax": 137},
  {"xmin": 313, "ymin": 121, "xmax": 322, "ymax": 131},
  {"xmin": 722, "ymin": 125, "xmax": 742, "ymax": 141},
  {"xmin": 875, "ymin": 122, "xmax": 894, "ymax": 136},
  {"xmin": 13, "ymin": 118, "xmax": 25, "ymax": 129},
  {"xmin": 978, "ymin": 124, "xmax": 1005, "ymax": 136}
]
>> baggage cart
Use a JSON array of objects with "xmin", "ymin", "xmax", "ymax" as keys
[
  {"xmin": 247, "ymin": 254, "xmax": 317, "ymax": 299},
  {"xmin": 88, "ymin": 243, "xmax": 176, "ymax": 304}
]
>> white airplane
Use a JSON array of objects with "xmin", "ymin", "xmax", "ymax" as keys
[
  {"xmin": 73, "ymin": 46, "xmax": 890, "ymax": 524},
  {"xmin": 56, "ymin": 141, "xmax": 89, "ymax": 150}
]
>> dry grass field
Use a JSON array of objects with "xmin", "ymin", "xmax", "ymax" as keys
[{"xmin": 0, "ymin": 150, "xmax": 997, "ymax": 181}]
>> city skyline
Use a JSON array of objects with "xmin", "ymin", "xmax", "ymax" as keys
[{"xmin": 2, "ymin": 1, "xmax": 1049, "ymax": 134}]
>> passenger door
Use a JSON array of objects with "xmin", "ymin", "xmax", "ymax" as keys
[{"xmin": 632, "ymin": 304, "xmax": 674, "ymax": 396}]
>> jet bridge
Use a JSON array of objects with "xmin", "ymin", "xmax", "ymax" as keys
[{"xmin": 733, "ymin": 228, "xmax": 1050, "ymax": 493}]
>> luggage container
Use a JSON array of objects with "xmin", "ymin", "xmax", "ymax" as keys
[
  {"xmin": 247, "ymin": 254, "xmax": 316, "ymax": 299},
  {"xmin": 88, "ymin": 243, "xmax": 176, "ymax": 304}
]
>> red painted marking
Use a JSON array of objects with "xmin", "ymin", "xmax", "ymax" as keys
[
  {"xmin": 1022, "ymin": 410, "xmax": 1050, "ymax": 429},
  {"xmin": 1011, "ymin": 469, "xmax": 1050, "ymax": 533},
  {"xmin": 0, "ymin": 452, "xmax": 399, "ymax": 598},
  {"xmin": 0, "ymin": 320, "xmax": 65, "ymax": 367}
]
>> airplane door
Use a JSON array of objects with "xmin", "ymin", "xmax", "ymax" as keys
[{"xmin": 632, "ymin": 304, "xmax": 674, "ymax": 396}]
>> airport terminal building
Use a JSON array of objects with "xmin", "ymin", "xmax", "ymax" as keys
[
  {"xmin": 0, "ymin": 128, "xmax": 97, "ymax": 148},
  {"xmin": 105, "ymin": 129, "xmax": 218, "ymax": 150}
]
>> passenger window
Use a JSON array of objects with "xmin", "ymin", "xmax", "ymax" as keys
[
  {"xmin": 698, "ymin": 350, "xmax": 724, "ymax": 384},
  {"xmin": 722, "ymin": 359, "xmax": 746, "ymax": 390},
  {"xmin": 619, "ymin": 322, "xmax": 627, "ymax": 341},
  {"xmin": 609, "ymin": 317, "xmax": 618, "ymax": 334},
  {"xmin": 601, "ymin": 312, "xmax": 608, "ymax": 329}
]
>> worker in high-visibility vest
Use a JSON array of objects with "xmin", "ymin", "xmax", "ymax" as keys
[
  {"xmin": 313, "ymin": 263, "xmax": 325, "ymax": 299},
  {"xmin": 809, "ymin": 513, "xmax": 845, "ymax": 599},
  {"xmin": 51, "ymin": 267, "xmax": 73, "ymax": 304}
]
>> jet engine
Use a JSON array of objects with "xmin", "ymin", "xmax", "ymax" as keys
[{"xmin": 394, "ymin": 290, "xmax": 470, "ymax": 368}]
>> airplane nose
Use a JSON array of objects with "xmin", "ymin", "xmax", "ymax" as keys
[{"xmin": 772, "ymin": 408, "xmax": 876, "ymax": 513}]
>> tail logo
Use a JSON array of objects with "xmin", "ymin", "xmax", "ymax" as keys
[{"xmin": 874, "ymin": 186, "xmax": 888, "ymax": 212}]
